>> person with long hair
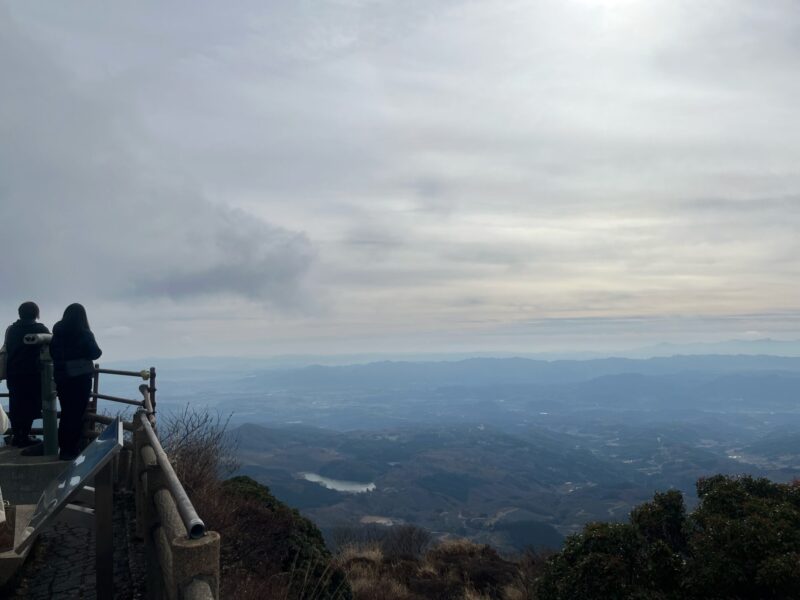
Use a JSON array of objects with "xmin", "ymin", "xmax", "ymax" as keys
[
  {"xmin": 50, "ymin": 303, "xmax": 102, "ymax": 460},
  {"xmin": 3, "ymin": 301, "xmax": 49, "ymax": 446}
]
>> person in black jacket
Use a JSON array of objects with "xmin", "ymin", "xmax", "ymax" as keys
[
  {"xmin": 4, "ymin": 301, "xmax": 50, "ymax": 446},
  {"xmin": 50, "ymin": 303, "xmax": 102, "ymax": 460}
]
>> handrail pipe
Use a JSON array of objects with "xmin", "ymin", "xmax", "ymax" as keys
[{"xmin": 137, "ymin": 411, "xmax": 206, "ymax": 539}]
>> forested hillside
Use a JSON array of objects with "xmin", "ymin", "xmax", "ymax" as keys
[{"xmin": 337, "ymin": 475, "xmax": 800, "ymax": 599}]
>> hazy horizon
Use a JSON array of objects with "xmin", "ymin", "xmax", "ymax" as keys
[{"xmin": 101, "ymin": 337, "xmax": 800, "ymax": 371}]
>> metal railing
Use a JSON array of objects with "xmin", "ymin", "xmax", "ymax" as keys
[
  {"xmin": 3, "ymin": 352, "xmax": 219, "ymax": 600},
  {"xmin": 84, "ymin": 364, "xmax": 156, "ymax": 433},
  {"xmin": 88, "ymin": 365, "xmax": 219, "ymax": 599},
  {"xmin": 138, "ymin": 411, "xmax": 205, "ymax": 539},
  {"xmin": 133, "ymin": 405, "xmax": 220, "ymax": 598}
]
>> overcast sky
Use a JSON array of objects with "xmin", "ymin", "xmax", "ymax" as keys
[{"xmin": 1, "ymin": 0, "xmax": 799, "ymax": 360}]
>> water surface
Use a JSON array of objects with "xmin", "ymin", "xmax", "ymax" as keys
[{"xmin": 301, "ymin": 472, "xmax": 376, "ymax": 493}]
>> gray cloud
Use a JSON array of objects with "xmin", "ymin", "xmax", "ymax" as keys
[
  {"xmin": 0, "ymin": 9, "xmax": 315, "ymax": 311},
  {"xmin": 130, "ymin": 206, "xmax": 314, "ymax": 304},
  {"xmin": 1, "ymin": 0, "xmax": 799, "ymax": 357}
]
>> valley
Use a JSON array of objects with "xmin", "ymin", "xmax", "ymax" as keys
[{"xmin": 124, "ymin": 354, "xmax": 800, "ymax": 553}]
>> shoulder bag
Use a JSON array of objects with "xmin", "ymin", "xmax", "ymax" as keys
[
  {"xmin": 0, "ymin": 344, "xmax": 6, "ymax": 381},
  {"xmin": 65, "ymin": 358, "xmax": 95, "ymax": 377}
]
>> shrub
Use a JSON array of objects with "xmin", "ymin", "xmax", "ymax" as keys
[
  {"xmin": 161, "ymin": 408, "xmax": 351, "ymax": 599},
  {"xmin": 330, "ymin": 525, "xmax": 389, "ymax": 552},
  {"xmin": 424, "ymin": 539, "xmax": 517, "ymax": 599},
  {"xmin": 336, "ymin": 532, "xmax": 550, "ymax": 600},
  {"xmin": 160, "ymin": 405, "xmax": 239, "ymax": 496},
  {"xmin": 536, "ymin": 475, "xmax": 800, "ymax": 599},
  {"xmin": 381, "ymin": 525, "xmax": 432, "ymax": 560},
  {"xmin": 506, "ymin": 549, "xmax": 549, "ymax": 600}
]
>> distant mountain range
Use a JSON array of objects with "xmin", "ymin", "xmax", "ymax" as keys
[
  {"xmin": 237, "ymin": 354, "xmax": 800, "ymax": 392},
  {"xmin": 105, "ymin": 337, "xmax": 800, "ymax": 372},
  {"xmin": 630, "ymin": 338, "xmax": 800, "ymax": 358}
]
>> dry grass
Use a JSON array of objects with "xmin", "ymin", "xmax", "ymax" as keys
[
  {"xmin": 334, "ymin": 535, "xmax": 545, "ymax": 600},
  {"xmin": 160, "ymin": 405, "xmax": 239, "ymax": 495},
  {"xmin": 350, "ymin": 577, "xmax": 416, "ymax": 600},
  {"xmin": 463, "ymin": 586, "xmax": 493, "ymax": 600},
  {"xmin": 429, "ymin": 538, "xmax": 484, "ymax": 558},
  {"xmin": 337, "ymin": 553, "xmax": 417, "ymax": 600},
  {"xmin": 337, "ymin": 543, "xmax": 384, "ymax": 564}
]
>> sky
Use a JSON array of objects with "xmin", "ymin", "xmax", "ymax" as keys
[{"xmin": 1, "ymin": 0, "xmax": 799, "ymax": 360}]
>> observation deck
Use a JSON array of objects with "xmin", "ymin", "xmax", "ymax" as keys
[{"xmin": 0, "ymin": 349, "xmax": 220, "ymax": 599}]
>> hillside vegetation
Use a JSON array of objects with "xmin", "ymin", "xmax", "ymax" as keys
[
  {"xmin": 337, "ymin": 475, "xmax": 800, "ymax": 599},
  {"xmin": 537, "ymin": 475, "xmax": 800, "ymax": 599},
  {"xmin": 164, "ymin": 408, "xmax": 800, "ymax": 598}
]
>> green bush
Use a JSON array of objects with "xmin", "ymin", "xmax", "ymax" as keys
[{"xmin": 536, "ymin": 476, "xmax": 800, "ymax": 600}]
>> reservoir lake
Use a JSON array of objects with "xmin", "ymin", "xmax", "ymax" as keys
[{"xmin": 301, "ymin": 472, "xmax": 376, "ymax": 493}]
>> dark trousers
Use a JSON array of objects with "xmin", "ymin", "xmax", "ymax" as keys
[
  {"xmin": 56, "ymin": 374, "xmax": 92, "ymax": 456},
  {"xmin": 6, "ymin": 375, "xmax": 41, "ymax": 441}
]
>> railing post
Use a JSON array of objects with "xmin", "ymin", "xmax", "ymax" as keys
[
  {"xmin": 133, "ymin": 411, "xmax": 154, "ymax": 539},
  {"xmin": 153, "ymin": 489, "xmax": 220, "ymax": 600},
  {"xmin": 82, "ymin": 366, "xmax": 100, "ymax": 446},
  {"xmin": 134, "ymin": 409, "xmax": 167, "ymax": 600},
  {"xmin": 118, "ymin": 445, "xmax": 133, "ymax": 490},
  {"xmin": 96, "ymin": 461, "xmax": 114, "ymax": 599},
  {"xmin": 142, "ymin": 454, "xmax": 166, "ymax": 598},
  {"xmin": 91, "ymin": 364, "xmax": 99, "ymax": 413},
  {"xmin": 149, "ymin": 366, "xmax": 157, "ymax": 416},
  {"xmin": 89, "ymin": 364, "xmax": 100, "ymax": 433},
  {"xmin": 173, "ymin": 532, "xmax": 221, "ymax": 599}
]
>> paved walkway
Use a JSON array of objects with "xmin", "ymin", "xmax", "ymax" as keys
[{"xmin": 5, "ymin": 492, "xmax": 146, "ymax": 599}]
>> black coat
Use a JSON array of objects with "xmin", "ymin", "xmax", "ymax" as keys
[
  {"xmin": 4, "ymin": 319, "xmax": 50, "ymax": 377},
  {"xmin": 50, "ymin": 321, "xmax": 102, "ymax": 376}
]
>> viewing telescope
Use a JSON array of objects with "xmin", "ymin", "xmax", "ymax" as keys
[
  {"xmin": 22, "ymin": 333, "xmax": 57, "ymax": 455},
  {"xmin": 23, "ymin": 333, "xmax": 52, "ymax": 346}
]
